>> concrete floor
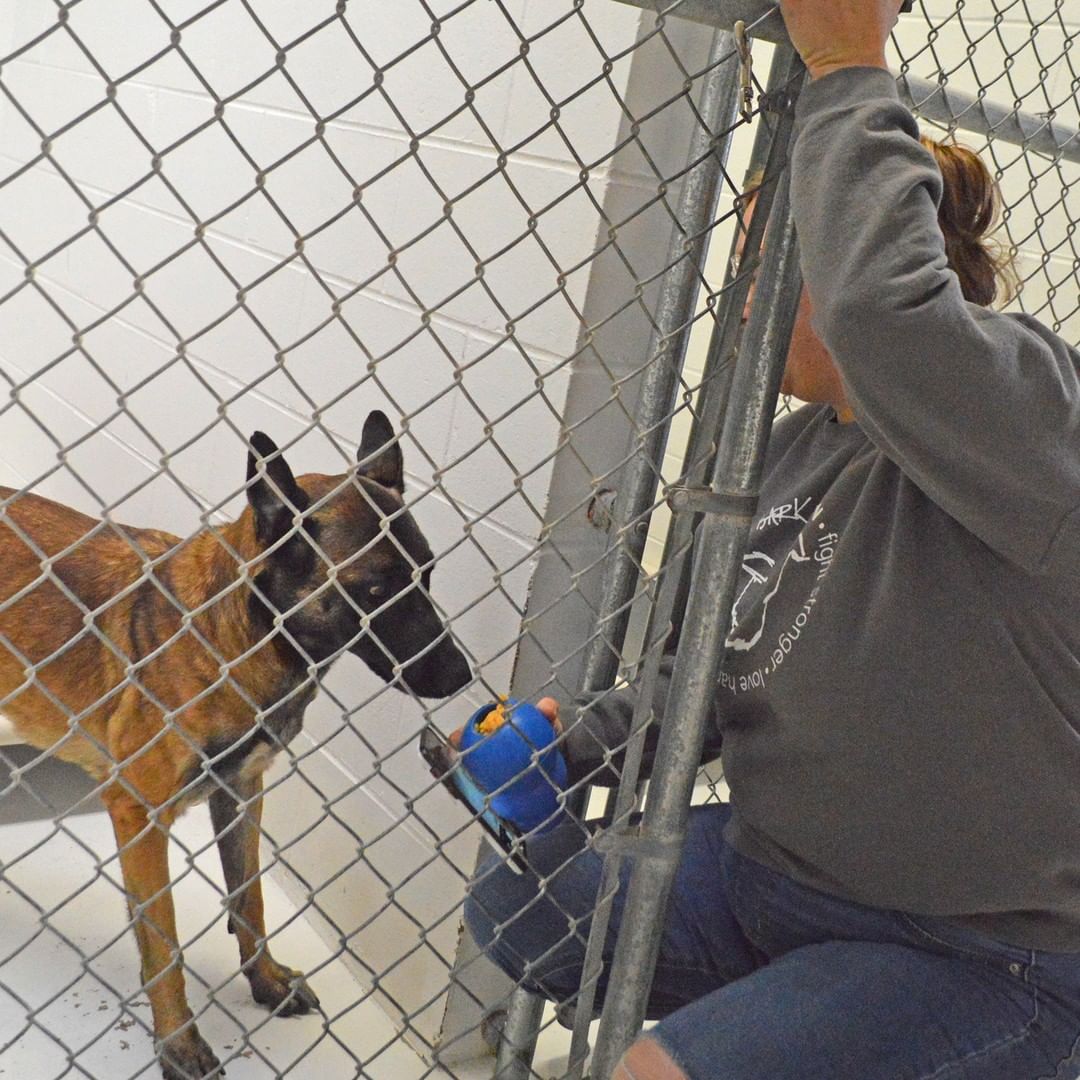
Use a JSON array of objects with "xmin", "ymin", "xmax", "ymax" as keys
[{"xmin": 0, "ymin": 750, "xmax": 580, "ymax": 1079}]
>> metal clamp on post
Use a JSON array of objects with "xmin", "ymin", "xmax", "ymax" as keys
[
  {"xmin": 759, "ymin": 86, "xmax": 798, "ymax": 116},
  {"xmin": 734, "ymin": 20, "xmax": 754, "ymax": 123},
  {"xmin": 593, "ymin": 823, "xmax": 683, "ymax": 862},
  {"xmin": 667, "ymin": 485, "xmax": 759, "ymax": 525}
]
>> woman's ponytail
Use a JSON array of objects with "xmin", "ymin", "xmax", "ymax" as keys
[{"xmin": 919, "ymin": 135, "xmax": 1018, "ymax": 307}]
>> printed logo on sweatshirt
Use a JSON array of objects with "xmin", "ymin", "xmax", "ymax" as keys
[{"xmin": 719, "ymin": 495, "xmax": 840, "ymax": 694}]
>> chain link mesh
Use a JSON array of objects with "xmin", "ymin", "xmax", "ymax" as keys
[{"xmin": 0, "ymin": 2, "xmax": 1076, "ymax": 1078}]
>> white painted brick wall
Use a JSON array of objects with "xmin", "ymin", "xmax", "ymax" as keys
[
  {"xmin": 4, "ymin": 0, "xmax": 1075, "ymax": 1060},
  {"xmin": 0, "ymin": 0, "xmax": 715, "ymax": 1058}
]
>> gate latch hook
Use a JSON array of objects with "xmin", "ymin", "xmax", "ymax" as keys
[{"xmin": 733, "ymin": 20, "xmax": 754, "ymax": 123}]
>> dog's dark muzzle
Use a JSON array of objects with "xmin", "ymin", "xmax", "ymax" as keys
[
  {"xmin": 350, "ymin": 617, "xmax": 472, "ymax": 699},
  {"xmin": 399, "ymin": 634, "xmax": 471, "ymax": 698}
]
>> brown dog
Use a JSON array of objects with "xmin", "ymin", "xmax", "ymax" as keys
[{"xmin": 0, "ymin": 411, "xmax": 470, "ymax": 1079}]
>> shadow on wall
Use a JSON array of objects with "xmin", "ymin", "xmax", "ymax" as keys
[{"xmin": 0, "ymin": 744, "xmax": 102, "ymax": 826}]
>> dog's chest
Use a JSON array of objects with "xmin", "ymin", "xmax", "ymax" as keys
[
  {"xmin": 181, "ymin": 682, "xmax": 317, "ymax": 804},
  {"xmin": 257, "ymin": 685, "xmax": 314, "ymax": 750}
]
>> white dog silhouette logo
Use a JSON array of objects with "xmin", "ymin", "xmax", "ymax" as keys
[{"xmin": 727, "ymin": 501, "xmax": 823, "ymax": 652}]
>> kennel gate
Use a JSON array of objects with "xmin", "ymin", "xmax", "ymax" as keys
[{"xmin": 0, "ymin": 2, "xmax": 1077, "ymax": 1079}]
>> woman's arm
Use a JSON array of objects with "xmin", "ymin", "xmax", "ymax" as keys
[
  {"xmin": 790, "ymin": 66, "xmax": 1080, "ymax": 582},
  {"xmin": 554, "ymin": 655, "xmax": 724, "ymax": 787}
]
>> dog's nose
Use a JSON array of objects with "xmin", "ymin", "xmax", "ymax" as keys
[{"xmin": 405, "ymin": 641, "xmax": 471, "ymax": 698}]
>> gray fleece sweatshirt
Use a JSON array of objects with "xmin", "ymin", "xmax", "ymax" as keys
[{"xmin": 573, "ymin": 67, "xmax": 1080, "ymax": 952}]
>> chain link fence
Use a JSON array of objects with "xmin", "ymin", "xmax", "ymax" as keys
[{"xmin": 0, "ymin": 2, "xmax": 1076, "ymax": 1079}]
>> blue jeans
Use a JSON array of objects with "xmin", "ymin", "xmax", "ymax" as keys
[{"xmin": 464, "ymin": 803, "xmax": 1080, "ymax": 1079}]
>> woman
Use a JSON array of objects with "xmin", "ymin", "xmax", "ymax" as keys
[{"xmin": 465, "ymin": 2, "xmax": 1080, "ymax": 1076}]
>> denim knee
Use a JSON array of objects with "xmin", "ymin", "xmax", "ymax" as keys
[
  {"xmin": 464, "ymin": 828, "xmax": 602, "ymax": 1002},
  {"xmin": 463, "ymin": 853, "xmax": 514, "ymax": 964},
  {"xmin": 464, "ymin": 850, "xmax": 570, "ymax": 994}
]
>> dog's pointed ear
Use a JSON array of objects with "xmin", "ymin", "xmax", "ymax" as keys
[
  {"xmin": 357, "ymin": 410, "xmax": 403, "ymax": 493},
  {"xmin": 246, "ymin": 431, "xmax": 307, "ymax": 546}
]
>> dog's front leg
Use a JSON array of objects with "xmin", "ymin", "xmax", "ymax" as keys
[
  {"xmin": 208, "ymin": 774, "xmax": 320, "ymax": 1016},
  {"xmin": 104, "ymin": 791, "xmax": 222, "ymax": 1080}
]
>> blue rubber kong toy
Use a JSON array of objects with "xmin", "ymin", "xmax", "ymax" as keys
[{"xmin": 458, "ymin": 698, "xmax": 568, "ymax": 834}]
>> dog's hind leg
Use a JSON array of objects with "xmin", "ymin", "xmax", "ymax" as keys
[
  {"xmin": 103, "ymin": 790, "xmax": 222, "ymax": 1080},
  {"xmin": 208, "ymin": 773, "xmax": 320, "ymax": 1017}
]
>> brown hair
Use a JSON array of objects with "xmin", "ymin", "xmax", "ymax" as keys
[
  {"xmin": 740, "ymin": 137, "xmax": 1018, "ymax": 308},
  {"xmin": 918, "ymin": 135, "xmax": 1018, "ymax": 307}
]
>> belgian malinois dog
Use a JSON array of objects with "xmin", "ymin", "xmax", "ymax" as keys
[{"xmin": 0, "ymin": 411, "xmax": 471, "ymax": 1079}]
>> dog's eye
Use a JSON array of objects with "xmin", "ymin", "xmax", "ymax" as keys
[{"xmin": 369, "ymin": 584, "xmax": 388, "ymax": 598}]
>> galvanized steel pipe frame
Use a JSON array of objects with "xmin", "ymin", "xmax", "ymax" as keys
[
  {"xmin": 645, "ymin": 43, "xmax": 798, "ymax": 654},
  {"xmin": 562, "ymin": 43, "xmax": 803, "ymax": 1080},
  {"xmin": 613, "ymin": 0, "xmax": 1080, "ymax": 166},
  {"xmin": 491, "ymin": 988, "xmax": 543, "ymax": 1080},
  {"xmin": 577, "ymin": 25, "xmax": 749, "ymax": 699},
  {"xmin": 587, "ymin": 59, "xmax": 810, "ymax": 1079},
  {"xmin": 896, "ymin": 74, "xmax": 1080, "ymax": 168},
  {"xmin": 492, "ymin": 25, "xmax": 750, "ymax": 1080}
]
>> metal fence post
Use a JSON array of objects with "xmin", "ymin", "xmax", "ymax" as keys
[
  {"xmin": 561, "ymin": 43, "xmax": 804, "ymax": 1080},
  {"xmin": 577, "ymin": 27, "xmax": 748, "ymax": 698},
  {"xmin": 648, "ymin": 42, "xmax": 798, "ymax": 651},
  {"xmin": 492, "ymin": 987, "xmax": 546, "ymax": 1080},
  {"xmin": 493, "ymin": 24, "xmax": 748, "ymax": 1079},
  {"xmin": 588, "ymin": 61, "xmax": 809, "ymax": 1078}
]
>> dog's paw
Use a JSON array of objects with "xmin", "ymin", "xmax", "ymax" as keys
[
  {"xmin": 158, "ymin": 1025, "xmax": 223, "ymax": 1079},
  {"xmin": 249, "ymin": 959, "xmax": 321, "ymax": 1017}
]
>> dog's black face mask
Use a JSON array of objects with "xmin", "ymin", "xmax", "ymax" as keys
[
  {"xmin": 315, "ymin": 492, "xmax": 472, "ymax": 700},
  {"xmin": 245, "ymin": 413, "xmax": 471, "ymax": 700}
]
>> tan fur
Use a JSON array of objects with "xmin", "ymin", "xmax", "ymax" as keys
[
  {"xmin": 0, "ymin": 487, "xmax": 283, "ymax": 798},
  {"xmin": 0, "ymin": 485, "xmax": 317, "ymax": 1077},
  {"xmin": 0, "ymin": 413, "xmax": 469, "ymax": 1080}
]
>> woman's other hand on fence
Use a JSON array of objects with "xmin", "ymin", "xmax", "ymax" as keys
[{"xmin": 779, "ymin": 0, "xmax": 900, "ymax": 81}]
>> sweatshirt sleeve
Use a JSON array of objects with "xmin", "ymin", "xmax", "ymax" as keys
[
  {"xmin": 791, "ymin": 67, "xmax": 1080, "ymax": 583},
  {"xmin": 561, "ymin": 655, "xmax": 724, "ymax": 787}
]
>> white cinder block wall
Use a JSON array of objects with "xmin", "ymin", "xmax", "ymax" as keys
[
  {"xmin": 0, "ymin": 0, "xmax": 716, "ymax": 1063},
  {"xmin": 2, "ymin": 0, "xmax": 1075, "ymax": 1066}
]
